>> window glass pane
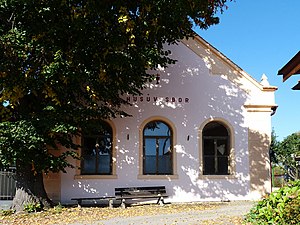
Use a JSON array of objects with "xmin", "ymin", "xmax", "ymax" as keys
[
  {"xmin": 97, "ymin": 155, "xmax": 111, "ymax": 174},
  {"xmin": 158, "ymin": 138, "xmax": 171, "ymax": 155},
  {"xmin": 203, "ymin": 122, "xmax": 228, "ymax": 137},
  {"xmin": 143, "ymin": 120, "xmax": 173, "ymax": 175},
  {"xmin": 84, "ymin": 137, "xmax": 98, "ymax": 155},
  {"xmin": 82, "ymin": 155, "xmax": 96, "ymax": 174},
  {"xmin": 98, "ymin": 137, "xmax": 112, "ymax": 154},
  {"xmin": 81, "ymin": 137, "xmax": 97, "ymax": 174},
  {"xmin": 144, "ymin": 138, "xmax": 156, "ymax": 174},
  {"xmin": 203, "ymin": 156, "xmax": 214, "ymax": 175},
  {"xmin": 216, "ymin": 139, "xmax": 228, "ymax": 156},
  {"xmin": 144, "ymin": 121, "xmax": 171, "ymax": 136},
  {"xmin": 144, "ymin": 139, "xmax": 156, "ymax": 155},
  {"xmin": 144, "ymin": 155, "xmax": 156, "ymax": 174},
  {"xmin": 158, "ymin": 138, "xmax": 172, "ymax": 174},
  {"xmin": 158, "ymin": 155, "xmax": 172, "ymax": 174},
  {"xmin": 81, "ymin": 121, "xmax": 112, "ymax": 175},
  {"xmin": 217, "ymin": 156, "xmax": 229, "ymax": 175},
  {"xmin": 203, "ymin": 139, "xmax": 214, "ymax": 156}
]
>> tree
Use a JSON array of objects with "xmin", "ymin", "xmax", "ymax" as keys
[
  {"xmin": 0, "ymin": 0, "xmax": 232, "ymax": 211},
  {"xmin": 274, "ymin": 133, "xmax": 300, "ymax": 180},
  {"xmin": 0, "ymin": 121, "xmax": 77, "ymax": 211},
  {"xmin": 270, "ymin": 128, "xmax": 280, "ymax": 164}
]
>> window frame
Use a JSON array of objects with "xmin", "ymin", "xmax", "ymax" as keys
[
  {"xmin": 138, "ymin": 117, "xmax": 178, "ymax": 180},
  {"xmin": 74, "ymin": 120, "xmax": 117, "ymax": 179},
  {"xmin": 199, "ymin": 118, "xmax": 236, "ymax": 179},
  {"xmin": 143, "ymin": 120, "xmax": 173, "ymax": 175}
]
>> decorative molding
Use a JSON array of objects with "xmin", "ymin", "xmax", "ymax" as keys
[{"xmin": 244, "ymin": 104, "xmax": 278, "ymax": 114}]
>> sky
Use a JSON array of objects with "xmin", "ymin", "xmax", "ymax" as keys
[{"xmin": 195, "ymin": 0, "xmax": 300, "ymax": 141}]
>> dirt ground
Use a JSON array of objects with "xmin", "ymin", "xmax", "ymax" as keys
[
  {"xmin": 72, "ymin": 201, "xmax": 255, "ymax": 225},
  {"xmin": 1, "ymin": 200, "xmax": 256, "ymax": 225}
]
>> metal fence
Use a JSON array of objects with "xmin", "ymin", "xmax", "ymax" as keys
[{"xmin": 0, "ymin": 167, "xmax": 16, "ymax": 200}]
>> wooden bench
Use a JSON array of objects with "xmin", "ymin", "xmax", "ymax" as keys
[
  {"xmin": 115, "ymin": 186, "xmax": 168, "ymax": 208},
  {"xmin": 71, "ymin": 196, "xmax": 115, "ymax": 208}
]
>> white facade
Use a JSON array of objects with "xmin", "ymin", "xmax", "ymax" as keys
[{"xmin": 44, "ymin": 36, "xmax": 277, "ymax": 204}]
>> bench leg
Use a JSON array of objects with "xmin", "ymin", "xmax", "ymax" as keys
[
  {"xmin": 157, "ymin": 197, "xmax": 164, "ymax": 206},
  {"xmin": 120, "ymin": 199, "xmax": 126, "ymax": 209},
  {"xmin": 77, "ymin": 200, "xmax": 82, "ymax": 208},
  {"xmin": 108, "ymin": 199, "xmax": 113, "ymax": 208}
]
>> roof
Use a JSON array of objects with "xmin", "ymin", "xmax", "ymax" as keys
[
  {"xmin": 278, "ymin": 51, "xmax": 300, "ymax": 82},
  {"xmin": 292, "ymin": 80, "xmax": 300, "ymax": 90}
]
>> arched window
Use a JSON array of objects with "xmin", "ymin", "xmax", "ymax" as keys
[
  {"xmin": 81, "ymin": 121, "xmax": 112, "ymax": 175},
  {"xmin": 143, "ymin": 120, "xmax": 173, "ymax": 175},
  {"xmin": 203, "ymin": 121, "xmax": 230, "ymax": 175}
]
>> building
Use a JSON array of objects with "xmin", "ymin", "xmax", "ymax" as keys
[
  {"xmin": 44, "ymin": 35, "xmax": 277, "ymax": 204},
  {"xmin": 278, "ymin": 51, "xmax": 300, "ymax": 90}
]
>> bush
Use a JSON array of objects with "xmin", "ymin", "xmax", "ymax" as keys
[
  {"xmin": 245, "ymin": 180, "xmax": 300, "ymax": 224},
  {"xmin": 24, "ymin": 202, "xmax": 42, "ymax": 213},
  {"xmin": 282, "ymin": 198, "xmax": 300, "ymax": 224}
]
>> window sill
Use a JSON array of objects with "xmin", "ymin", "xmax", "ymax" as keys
[
  {"xmin": 138, "ymin": 174, "xmax": 179, "ymax": 180},
  {"xmin": 199, "ymin": 174, "xmax": 237, "ymax": 180},
  {"xmin": 74, "ymin": 174, "xmax": 118, "ymax": 179}
]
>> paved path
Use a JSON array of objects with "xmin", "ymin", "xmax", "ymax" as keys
[
  {"xmin": 73, "ymin": 201, "xmax": 255, "ymax": 225},
  {"xmin": 0, "ymin": 200, "xmax": 12, "ymax": 210}
]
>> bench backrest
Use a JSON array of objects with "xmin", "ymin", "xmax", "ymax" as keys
[{"xmin": 115, "ymin": 186, "xmax": 166, "ymax": 197}]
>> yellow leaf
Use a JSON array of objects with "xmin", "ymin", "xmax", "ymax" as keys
[{"xmin": 118, "ymin": 15, "xmax": 128, "ymax": 23}]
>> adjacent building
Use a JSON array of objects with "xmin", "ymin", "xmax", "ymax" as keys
[{"xmin": 278, "ymin": 51, "xmax": 300, "ymax": 90}]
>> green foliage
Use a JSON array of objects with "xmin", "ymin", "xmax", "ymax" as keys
[
  {"xmin": 279, "ymin": 133, "xmax": 300, "ymax": 163},
  {"xmin": 270, "ymin": 129, "xmax": 280, "ymax": 164},
  {"xmin": 1, "ymin": 0, "xmax": 231, "ymax": 118},
  {"xmin": 0, "ymin": 120, "xmax": 78, "ymax": 173},
  {"xmin": 24, "ymin": 202, "xmax": 42, "ymax": 213},
  {"xmin": 0, "ymin": 0, "xmax": 232, "ymax": 204},
  {"xmin": 0, "ymin": 120, "xmax": 44, "ymax": 167},
  {"xmin": 245, "ymin": 180, "xmax": 300, "ymax": 224},
  {"xmin": 0, "ymin": 0, "xmax": 232, "ymax": 172},
  {"xmin": 273, "ymin": 132, "xmax": 300, "ymax": 180},
  {"xmin": 53, "ymin": 203, "xmax": 64, "ymax": 214}
]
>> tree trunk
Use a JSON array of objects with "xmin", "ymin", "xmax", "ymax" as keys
[{"xmin": 11, "ymin": 161, "xmax": 53, "ymax": 212}]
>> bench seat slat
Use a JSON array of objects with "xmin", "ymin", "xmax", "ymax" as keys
[
  {"xmin": 115, "ymin": 192, "xmax": 166, "ymax": 196},
  {"xmin": 71, "ymin": 196, "xmax": 115, "ymax": 208},
  {"xmin": 115, "ymin": 194, "xmax": 168, "ymax": 200},
  {"xmin": 115, "ymin": 186, "xmax": 167, "ymax": 197},
  {"xmin": 71, "ymin": 196, "xmax": 115, "ymax": 201}
]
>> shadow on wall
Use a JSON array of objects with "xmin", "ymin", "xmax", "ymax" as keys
[
  {"xmin": 169, "ymin": 130, "xmax": 270, "ymax": 201},
  {"xmin": 66, "ymin": 40, "xmax": 273, "ymax": 201},
  {"xmin": 248, "ymin": 129, "xmax": 271, "ymax": 196}
]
